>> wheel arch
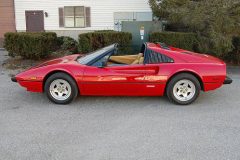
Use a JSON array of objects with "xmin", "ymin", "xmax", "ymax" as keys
[
  {"xmin": 42, "ymin": 70, "xmax": 80, "ymax": 94},
  {"xmin": 165, "ymin": 71, "xmax": 204, "ymax": 93}
]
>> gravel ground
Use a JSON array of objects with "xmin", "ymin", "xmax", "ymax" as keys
[{"xmin": 1, "ymin": 50, "xmax": 240, "ymax": 160}]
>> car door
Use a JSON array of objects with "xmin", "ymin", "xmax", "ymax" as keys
[{"xmin": 82, "ymin": 64, "xmax": 145, "ymax": 95}]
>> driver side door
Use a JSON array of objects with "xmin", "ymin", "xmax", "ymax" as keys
[{"xmin": 82, "ymin": 64, "xmax": 145, "ymax": 95}]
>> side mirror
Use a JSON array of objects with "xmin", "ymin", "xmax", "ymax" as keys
[{"xmin": 98, "ymin": 60, "xmax": 107, "ymax": 68}]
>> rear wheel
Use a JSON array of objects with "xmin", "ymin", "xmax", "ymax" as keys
[
  {"xmin": 166, "ymin": 73, "xmax": 200, "ymax": 105},
  {"xmin": 45, "ymin": 73, "xmax": 78, "ymax": 104}
]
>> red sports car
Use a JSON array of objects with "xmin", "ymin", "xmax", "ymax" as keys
[{"xmin": 11, "ymin": 42, "xmax": 232, "ymax": 105}]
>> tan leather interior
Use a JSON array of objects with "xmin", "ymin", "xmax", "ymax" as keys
[
  {"xmin": 108, "ymin": 55, "xmax": 138, "ymax": 65},
  {"xmin": 132, "ymin": 59, "xmax": 139, "ymax": 65},
  {"xmin": 138, "ymin": 53, "xmax": 143, "ymax": 61},
  {"xmin": 139, "ymin": 57, "xmax": 144, "ymax": 64},
  {"xmin": 131, "ymin": 53, "xmax": 143, "ymax": 64},
  {"xmin": 107, "ymin": 53, "xmax": 144, "ymax": 65}
]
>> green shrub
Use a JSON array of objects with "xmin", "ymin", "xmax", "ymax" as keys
[
  {"xmin": 233, "ymin": 36, "xmax": 240, "ymax": 52},
  {"xmin": 4, "ymin": 32, "xmax": 57, "ymax": 59},
  {"xmin": 57, "ymin": 36, "xmax": 79, "ymax": 54},
  {"xmin": 196, "ymin": 30, "xmax": 234, "ymax": 59},
  {"xmin": 227, "ymin": 36, "xmax": 240, "ymax": 65},
  {"xmin": 57, "ymin": 36, "xmax": 65, "ymax": 46},
  {"xmin": 150, "ymin": 31, "xmax": 197, "ymax": 51},
  {"xmin": 78, "ymin": 31, "xmax": 132, "ymax": 54},
  {"xmin": 61, "ymin": 37, "xmax": 77, "ymax": 50}
]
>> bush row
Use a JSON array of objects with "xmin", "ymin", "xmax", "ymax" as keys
[
  {"xmin": 3, "ymin": 31, "xmax": 239, "ymax": 65},
  {"xmin": 4, "ymin": 32, "xmax": 57, "ymax": 58},
  {"xmin": 78, "ymin": 31, "xmax": 132, "ymax": 54},
  {"xmin": 4, "ymin": 31, "xmax": 132, "ymax": 59},
  {"xmin": 150, "ymin": 32, "xmax": 197, "ymax": 51},
  {"xmin": 150, "ymin": 31, "xmax": 240, "ymax": 64}
]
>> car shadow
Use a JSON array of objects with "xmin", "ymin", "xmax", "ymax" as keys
[
  {"xmin": 15, "ymin": 88, "xmax": 224, "ymax": 110},
  {"xmin": 73, "ymin": 94, "xmax": 171, "ymax": 107}
]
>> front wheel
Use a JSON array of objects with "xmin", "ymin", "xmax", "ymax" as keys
[
  {"xmin": 45, "ymin": 73, "xmax": 78, "ymax": 104},
  {"xmin": 166, "ymin": 73, "xmax": 201, "ymax": 105}
]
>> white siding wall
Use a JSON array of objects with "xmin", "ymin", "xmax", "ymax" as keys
[{"xmin": 14, "ymin": 0, "xmax": 152, "ymax": 31}]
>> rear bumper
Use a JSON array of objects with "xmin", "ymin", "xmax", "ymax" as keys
[
  {"xmin": 223, "ymin": 76, "xmax": 233, "ymax": 84},
  {"xmin": 11, "ymin": 77, "xmax": 17, "ymax": 82}
]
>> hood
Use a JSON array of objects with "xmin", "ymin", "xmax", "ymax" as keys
[
  {"xmin": 32, "ymin": 54, "xmax": 82, "ymax": 69},
  {"xmin": 14, "ymin": 54, "xmax": 84, "ymax": 82}
]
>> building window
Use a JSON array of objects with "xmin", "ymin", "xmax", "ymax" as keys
[
  {"xmin": 64, "ymin": 6, "xmax": 84, "ymax": 27},
  {"xmin": 60, "ymin": 6, "xmax": 91, "ymax": 28}
]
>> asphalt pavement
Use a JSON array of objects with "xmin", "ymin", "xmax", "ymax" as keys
[
  {"xmin": 0, "ymin": 50, "xmax": 240, "ymax": 160},
  {"xmin": 0, "ymin": 49, "xmax": 9, "ymax": 66}
]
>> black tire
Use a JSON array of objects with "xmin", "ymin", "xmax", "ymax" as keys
[
  {"xmin": 166, "ymin": 73, "xmax": 201, "ymax": 105},
  {"xmin": 44, "ymin": 72, "xmax": 78, "ymax": 104}
]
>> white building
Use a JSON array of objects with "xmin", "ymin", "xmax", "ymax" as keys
[{"xmin": 14, "ymin": 0, "xmax": 153, "ymax": 39}]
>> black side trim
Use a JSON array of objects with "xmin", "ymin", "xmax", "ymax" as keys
[
  {"xmin": 80, "ymin": 82, "xmax": 166, "ymax": 84},
  {"xmin": 223, "ymin": 76, "xmax": 233, "ymax": 84},
  {"xmin": 17, "ymin": 80, "xmax": 43, "ymax": 82},
  {"xmin": 11, "ymin": 77, "xmax": 17, "ymax": 82},
  {"xmin": 205, "ymin": 82, "xmax": 224, "ymax": 84},
  {"xmin": 108, "ymin": 64, "xmax": 127, "ymax": 67}
]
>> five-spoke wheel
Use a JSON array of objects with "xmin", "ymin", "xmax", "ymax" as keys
[
  {"xmin": 49, "ymin": 79, "xmax": 72, "ymax": 101},
  {"xmin": 167, "ymin": 73, "xmax": 200, "ymax": 105},
  {"xmin": 45, "ymin": 73, "xmax": 78, "ymax": 104}
]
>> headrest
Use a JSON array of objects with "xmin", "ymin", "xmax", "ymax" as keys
[
  {"xmin": 139, "ymin": 57, "xmax": 144, "ymax": 64},
  {"xmin": 138, "ymin": 53, "xmax": 143, "ymax": 61}
]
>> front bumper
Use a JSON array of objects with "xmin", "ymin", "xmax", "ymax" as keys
[
  {"xmin": 223, "ymin": 76, "xmax": 233, "ymax": 84},
  {"xmin": 11, "ymin": 77, "xmax": 17, "ymax": 82}
]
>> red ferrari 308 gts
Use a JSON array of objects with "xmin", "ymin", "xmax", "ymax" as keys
[{"xmin": 11, "ymin": 42, "xmax": 232, "ymax": 105}]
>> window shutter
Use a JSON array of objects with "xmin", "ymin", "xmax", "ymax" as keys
[
  {"xmin": 85, "ymin": 7, "xmax": 91, "ymax": 27},
  {"xmin": 59, "ymin": 8, "xmax": 64, "ymax": 27}
]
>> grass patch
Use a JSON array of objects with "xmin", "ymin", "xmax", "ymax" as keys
[
  {"xmin": 8, "ymin": 74, "xmax": 15, "ymax": 77},
  {"xmin": 21, "ymin": 65, "xmax": 29, "ymax": 69},
  {"xmin": 7, "ymin": 64, "xmax": 19, "ymax": 70}
]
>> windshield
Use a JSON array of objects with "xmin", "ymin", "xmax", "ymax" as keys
[{"xmin": 77, "ymin": 44, "xmax": 116, "ymax": 65}]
